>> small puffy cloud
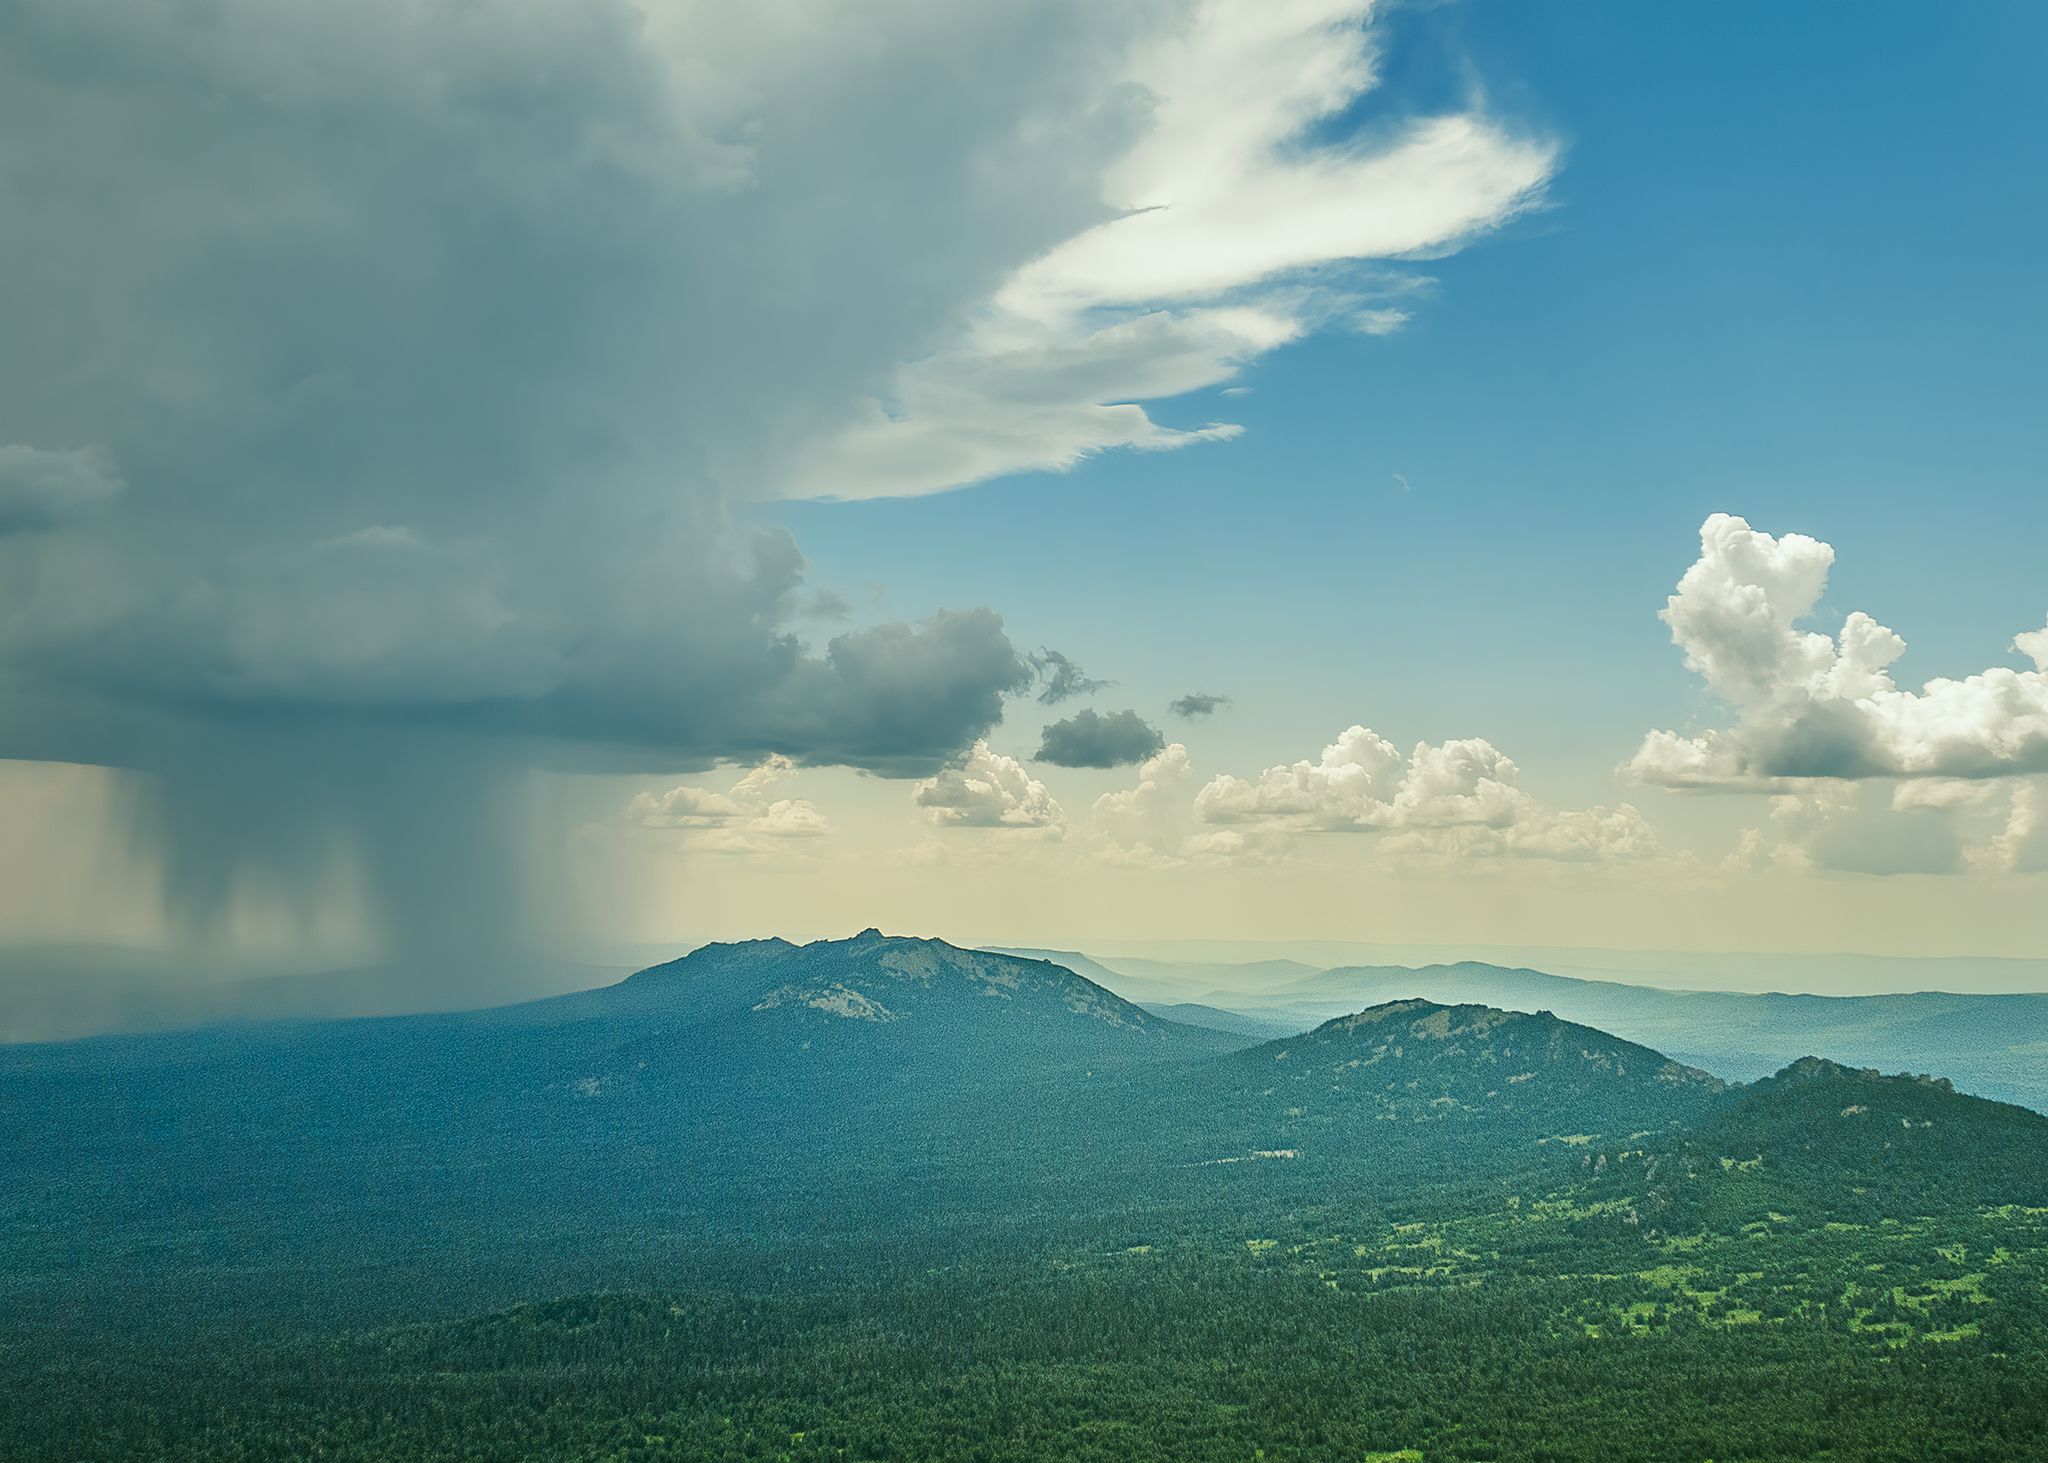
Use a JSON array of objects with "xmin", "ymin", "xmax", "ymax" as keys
[
  {"xmin": 703, "ymin": 799, "xmax": 831, "ymax": 849},
  {"xmin": 1487, "ymin": 805, "xmax": 1659, "ymax": 863},
  {"xmin": 913, "ymin": 742, "xmax": 1064, "ymax": 829},
  {"xmin": 755, "ymin": 610, "xmax": 1033, "ymax": 777},
  {"xmin": 0, "ymin": 444, "xmax": 122, "ymax": 533},
  {"xmin": 1196, "ymin": 724, "xmax": 1404, "ymax": 828},
  {"xmin": 1036, "ymin": 708, "xmax": 1166, "ymax": 769},
  {"xmin": 1090, "ymin": 744, "xmax": 1284, "ymax": 867},
  {"xmin": 1386, "ymin": 739, "xmax": 1528, "ymax": 829},
  {"xmin": 629, "ymin": 784, "xmax": 748, "ymax": 827},
  {"xmin": 1169, "ymin": 691, "xmax": 1231, "ymax": 718},
  {"xmin": 1196, "ymin": 724, "xmax": 1654, "ymax": 861},
  {"xmin": 628, "ymin": 756, "xmax": 829, "ymax": 856},
  {"xmin": 1031, "ymin": 649, "xmax": 1108, "ymax": 705},
  {"xmin": 2018, "ymin": 624, "xmax": 2048, "ymax": 673},
  {"xmin": 1628, "ymin": 515, "xmax": 2048, "ymax": 787}
]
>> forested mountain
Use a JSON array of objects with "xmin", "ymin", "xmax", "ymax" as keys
[
  {"xmin": 1034, "ymin": 954, "xmax": 2048, "ymax": 1111},
  {"xmin": 4, "ymin": 933, "xmax": 2045, "ymax": 1461},
  {"xmin": 1219, "ymin": 999, "xmax": 1725, "ymax": 1127},
  {"xmin": 1592, "ymin": 1055, "xmax": 2048, "ymax": 1229},
  {"xmin": 1138, "ymin": 1001, "xmax": 1305, "ymax": 1040},
  {"xmin": 586, "ymin": 930, "xmax": 1230, "ymax": 1064},
  {"xmin": 1, "ymin": 934, "xmax": 1244, "ymax": 1288}
]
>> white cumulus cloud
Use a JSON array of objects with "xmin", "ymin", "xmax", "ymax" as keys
[
  {"xmin": 1090, "ymin": 743, "xmax": 1235, "ymax": 866},
  {"xmin": 1628, "ymin": 514, "xmax": 2048, "ymax": 788},
  {"xmin": 913, "ymin": 742, "xmax": 1065, "ymax": 830},
  {"xmin": 629, "ymin": 756, "xmax": 829, "ymax": 856},
  {"xmin": 1192, "ymin": 725, "xmax": 1653, "ymax": 862}
]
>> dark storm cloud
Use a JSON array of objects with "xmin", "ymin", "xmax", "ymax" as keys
[
  {"xmin": 0, "ymin": 0, "xmax": 1153, "ymax": 954},
  {"xmin": 1036, "ymin": 709, "xmax": 1165, "ymax": 769},
  {"xmin": 1169, "ymin": 691, "xmax": 1231, "ymax": 718}
]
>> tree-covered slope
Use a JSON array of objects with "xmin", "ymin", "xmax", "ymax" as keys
[
  {"xmin": 1582, "ymin": 1056, "xmax": 2048, "ymax": 1231},
  {"xmin": 600, "ymin": 930, "xmax": 1234, "ymax": 1061},
  {"xmin": 1145, "ymin": 1000, "xmax": 1725, "ymax": 1158},
  {"xmin": 1229, "ymin": 961, "xmax": 2048, "ymax": 1110},
  {"xmin": 6, "ymin": 948, "xmax": 2048, "ymax": 1463}
]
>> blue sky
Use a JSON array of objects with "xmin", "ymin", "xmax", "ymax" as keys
[{"xmin": 782, "ymin": 0, "xmax": 2048, "ymax": 807}]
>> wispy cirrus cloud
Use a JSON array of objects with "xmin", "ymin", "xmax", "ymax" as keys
[{"xmin": 792, "ymin": 0, "xmax": 1557, "ymax": 501}]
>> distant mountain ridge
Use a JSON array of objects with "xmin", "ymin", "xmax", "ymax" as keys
[
  {"xmin": 1237, "ymin": 998, "xmax": 1725, "ymax": 1105},
  {"xmin": 1137, "ymin": 1002, "xmax": 1304, "ymax": 1041},
  {"xmin": 1584, "ymin": 1052, "xmax": 2048, "ymax": 1230},
  {"xmin": 572, "ymin": 929, "xmax": 1230, "ymax": 1058},
  {"xmin": 1126, "ymin": 999, "xmax": 1730, "ymax": 1168},
  {"xmin": 986, "ymin": 947, "xmax": 1318, "ymax": 1009},
  {"xmin": 17, "ymin": 941, "xmax": 2041, "ymax": 1120},
  {"xmin": 1016, "ymin": 952, "xmax": 2048, "ymax": 1112},
  {"xmin": 7, "ymin": 930, "xmax": 2048, "ymax": 1325},
  {"xmin": 1296, "ymin": 962, "xmax": 2048, "ymax": 1111},
  {"xmin": 11, "ymin": 935, "xmax": 2048, "ymax": 1462}
]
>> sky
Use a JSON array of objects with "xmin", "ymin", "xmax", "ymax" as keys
[{"xmin": 1, "ymin": 0, "xmax": 2044, "ymax": 975}]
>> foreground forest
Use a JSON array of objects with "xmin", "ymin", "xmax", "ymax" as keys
[
  {"xmin": 5, "ymin": 936, "xmax": 2046, "ymax": 1461},
  {"xmin": 10, "ymin": 1178, "xmax": 2045, "ymax": 1461}
]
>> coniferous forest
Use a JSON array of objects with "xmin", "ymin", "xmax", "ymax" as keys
[{"xmin": 5, "ymin": 937, "xmax": 2046, "ymax": 1461}]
